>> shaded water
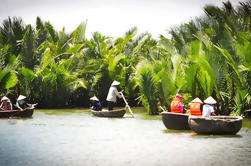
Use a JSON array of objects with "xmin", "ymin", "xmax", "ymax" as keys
[{"xmin": 0, "ymin": 108, "xmax": 251, "ymax": 166}]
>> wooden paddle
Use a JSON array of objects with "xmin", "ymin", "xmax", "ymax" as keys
[
  {"xmin": 159, "ymin": 106, "xmax": 167, "ymax": 112},
  {"xmin": 120, "ymin": 92, "xmax": 135, "ymax": 118}
]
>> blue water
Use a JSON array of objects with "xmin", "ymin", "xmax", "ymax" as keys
[{"xmin": 0, "ymin": 108, "xmax": 250, "ymax": 166}]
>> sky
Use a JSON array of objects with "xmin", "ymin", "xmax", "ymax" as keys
[{"xmin": 0, "ymin": 0, "xmax": 242, "ymax": 39}]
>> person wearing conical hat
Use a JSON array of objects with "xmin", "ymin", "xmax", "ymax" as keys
[
  {"xmin": 16, "ymin": 95, "xmax": 31, "ymax": 110},
  {"xmin": 202, "ymin": 96, "xmax": 217, "ymax": 117},
  {"xmin": 189, "ymin": 97, "xmax": 203, "ymax": 116},
  {"xmin": 90, "ymin": 96, "xmax": 102, "ymax": 111},
  {"xmin": 106, "ymin": 80, "xmax": 122, "ymax": 110},
  {"xmin": 0, "ymin": 96, "xmax": 13, "ymax": 111},
  {"xmin": 170, "ymin": 93, "xmax": 184, "ymax": 113}
]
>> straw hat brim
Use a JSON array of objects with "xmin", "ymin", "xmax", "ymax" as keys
[
  {"xmin": 192, "ymin": 97, "xmax": 203, "ymax": 103},
  {"xmin": 1, "ymin": 96, "xmax": 9, "ymax": 102},
  {"xmin": 17, "ymin": 95, "xmax": 26, "ymax": 101},
  {"xmin": 90, "ymin": 96, "xmax": 99, "ymax": 101},
  {"xmin": 111, "ymin": 81, "xmax": 120, "ymax": 86},
  {"xmin": 204, "ymin": 96, "xmax": 216, "ymax": 104}
]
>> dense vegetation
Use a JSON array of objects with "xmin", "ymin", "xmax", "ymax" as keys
[{"xmin": 0, "ymin": 1, "xmax": 250, "ymax": 115}]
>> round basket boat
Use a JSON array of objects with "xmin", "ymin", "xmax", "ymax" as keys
[
  {"xmin": 188, "ymin": 116, "xmax": 243, "ymax": 135},
  {"xmin": 0, "ymin": 108, "xmax": 34, "ymax": 118},
  {"xmin": 161, "ymin": 112, "xmax": 190, "ymax": 130},
  {"xmin": 91, "ymin": 109, "xmax": 126, "ymax": 118}
]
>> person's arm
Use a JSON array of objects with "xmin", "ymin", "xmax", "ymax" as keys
[
  {"xmin": 211, "ymin": 112, "xmax": 216, "ymax": 116},
  {"xmin": 16, "ymin": 101, "xmax": 23, "ymax": 110},
  {"xmin": 114, "ymin": 88, "xmax": 122, "ymax": 98},
  {"xmin": 211, "ymin": 106, "xmax": 216, "ymax": 116},
  {"xmin": 23, "ymin": 101, "xmax": 31, "ymax": 108}
]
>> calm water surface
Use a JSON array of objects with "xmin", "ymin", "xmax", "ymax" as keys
[{"xmin": 0, "ymin": 108, "xmax": 251, "ymax": 166}]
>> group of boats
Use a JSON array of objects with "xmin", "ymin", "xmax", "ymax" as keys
[
  {"xmin": 0, "ymin": 108, "xmax": 243, "ymax": 135},
  {"xmin": 91, "ymin": 109, "xmax": 243, "ymax": 135},
  {"xmin": 162, "ymin": 112, "xmax": 243, "ymax": 135}
]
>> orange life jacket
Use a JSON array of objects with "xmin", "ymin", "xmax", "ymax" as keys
[
  {"xmin": 190, "ymin": 102, "xmax": 202, "ymax": 116},
  {"xmin": 170, "ymin": 98, "xmax": 181, "ymax": 113}
]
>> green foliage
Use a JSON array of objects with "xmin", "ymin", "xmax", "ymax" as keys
[
  {"xmin": 0, "ymin": 1, "xmax": 250, "ymax": 114},
  {"xmin": 136, "ymin": 63, "xmax": 158, "ymax": 115},
  {"xmin": 72, "ymin": 21, "xmax": 87, "ymax": 44}
]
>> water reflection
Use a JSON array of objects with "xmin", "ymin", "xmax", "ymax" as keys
[
  {"xmin": 162, "ymin": 129, "xmax": 192, "ymax": 133},
  {"xmin": 0, "ymin": 108, "xmax": 250, "ymax": 166},
  {"xmin": 190, "ymin": 133, "xmax": 243, "ymax": 138}
]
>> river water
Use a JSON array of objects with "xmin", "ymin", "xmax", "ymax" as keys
[{"xmin": 0, "ymin": 108, "xmax": 250, "ymax": 166}]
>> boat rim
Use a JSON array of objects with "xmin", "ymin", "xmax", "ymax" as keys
[
  {"xmin": 189, "ymin": 115, "xmax": 243, "ymax": 121},
  {"xmin": 161, "ymin": 112, "xmax": 189, "ymax": 116}
]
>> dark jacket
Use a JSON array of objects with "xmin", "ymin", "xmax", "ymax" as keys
[
  {"xmin": 91, "ymin": 101, "xmax": 102, "ymax": 111},
  {"xmin": 17, "ymin": 100, "xmax": 30, "ymax": 109}
]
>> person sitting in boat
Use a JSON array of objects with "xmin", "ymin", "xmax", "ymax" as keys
[
  {"xmin": 16, "ymin": 95, "xmax": 31, "ymax": 110},
  {"xmin": 0, "ymin": 96, "xmax": 13, "ymax": 111},
  {"xmin": 202, "ymin": 96, "xmax": 217, "ymax": 117},
  {"xmin": 90, "ymin": 96, "xmax": 102, "ymax": 111},
  {"xmin": 170, "ymin": 93, "xmax": 184, "ymax": 113},
  {"xmin": 189, "ymin": 97, "xmax": 203, "ymax": 116},
  {"xmin": 106, "ymin": 80, "xmax": 122, "ymax": 111}
]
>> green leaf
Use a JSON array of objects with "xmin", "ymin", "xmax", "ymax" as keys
[
  {"xmin": 72, "ymin": 21, "xmax": 87, "ymax": 43},
  {"xmin": 4, "ymin": 72, "xmax": 18, "ymax": 89},
  {"xmin": 66, "ymin": 44, "xmax": 84, "ymax": 54},
  {"xmin": 41, "ymin": 48, "xmax": 53, "ymax": 70},
  {"xmin": 0, "ymin": 70, "xmax": 9, "ymax": 82},
  {"xmin": 20, "ymin": 67, "xmax": 35, "ymax": 82},
  {"xmin": 215, "ymin": 45, "xmax": 244, "ymax": 86}
]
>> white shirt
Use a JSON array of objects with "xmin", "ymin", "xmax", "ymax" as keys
[
  {"xmin": 106, "ymin": 86, "xmax": 122, "ymax": 102},
  {"xmin": 202, "ymin": 104, "xmax": 214, "ymax": 117}
]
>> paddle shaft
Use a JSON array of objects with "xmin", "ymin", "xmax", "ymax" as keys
[
  {"xmin": 159, "ymin": 106, "xmax": 167, "ymax": 112},
  {"xmin": 120, "ymin": 92, "xmax": 134, "ymax": 118}
]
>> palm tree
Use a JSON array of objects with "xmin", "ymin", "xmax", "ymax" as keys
[{"xmin": 0, "ymin": 17, "xmax": 25, "ymax": 56}]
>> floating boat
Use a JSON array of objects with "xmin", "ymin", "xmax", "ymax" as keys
[
  {"xmin": 188, "ymin": 116, "xmax": 243, "ymax": 135},
  {"xmin": 91, "ymin": 109, "xmax": 126, "ymax": 118},
  {"xmin": 161, "ymin": 112, "xmax": 190, "ymax": 130},
  {"xmin": 0, "ymin": 108, "xmax": 34, "ymax": 118}
]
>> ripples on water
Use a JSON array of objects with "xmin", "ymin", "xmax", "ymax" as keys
[{"xmin": 0, "ymin": 108, "xmax": 250, "ymax": 166}]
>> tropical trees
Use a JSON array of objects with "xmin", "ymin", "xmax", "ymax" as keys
[
  {"xmin": 135, "ymin": 0, "xmax": 251, "ymax": 115},
  {"xmin": 0, "ymin": 1, "xmax": 249, "ymax": 115}
]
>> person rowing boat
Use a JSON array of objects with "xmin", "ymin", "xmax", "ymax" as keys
[
  {"xmin": 16, "ymin": 95, "xmax": 37, "ymax": 111},
  {"xmin": 106, "ymin": 80, "xmax": 122, "ymax": 111},
  {"xmin": 202, "ymin": 96, "xmax": 217, "ymax": 117}
]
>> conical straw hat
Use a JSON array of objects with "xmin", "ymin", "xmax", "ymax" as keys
[
  {"xmin": 204, "ymin": 96, "xmax": 216, "ymax": 104},
  {"xmin": 17, "ymin": 95, "xmax": 26, "ymax": 101},
  {"xmin": 90, "ymin": 96, "xmax": 99, "ymax": 101},
  {"xmin": 192, "ymin": 97, "xmax": 203, "ymax": 103},
  {"xmin": 1, "ymin": 96, "xmax": 9, "ymax": 102},
  {"xmin": 111, "ymin": 80, "xmax": 120, "ymax": 86}
]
